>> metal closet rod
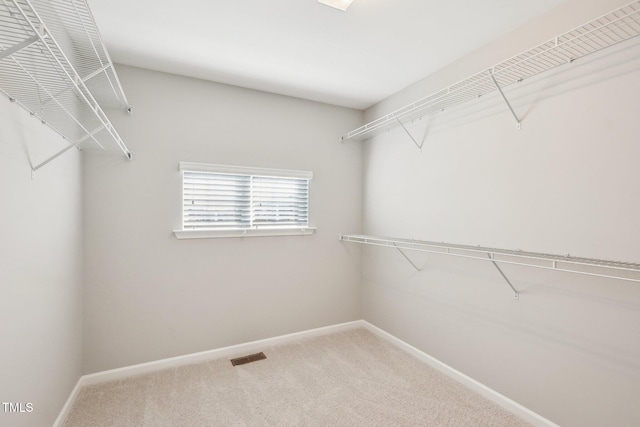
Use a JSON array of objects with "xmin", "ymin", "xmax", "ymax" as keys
[{"xmin": 339, "ymin": 234, "xmax": 640, "ymax": 284}]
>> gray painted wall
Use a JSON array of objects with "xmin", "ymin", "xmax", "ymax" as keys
[
  {"xmin": 361, "ymin": 0, "xmax": 640, "ymax": 426},
  {"xmin": 82, "ymin": 65, "xmax": 364, "ymax": 374},
  {"xmin": 0, "ymin": 100, "xmax": 83, "ymax": 426},
  {"xmin": 4, "ymin": 1, "xmax": 639, "ymax": 424}
]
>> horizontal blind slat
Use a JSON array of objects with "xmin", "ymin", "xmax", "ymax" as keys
[{"xmin": 182, "ymin": 167, "xmax": 310, "ymax": 230}]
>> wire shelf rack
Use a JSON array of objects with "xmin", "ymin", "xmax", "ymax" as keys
[
  {"xmin": 0, "ymin": 0, "xmax": 131, "ymax": 171},
  {"xmin": 342, "ymin": 0, "xmax": 640, "ymax": 142},
  {"xmin": 340, "ymin": 234, "xmax": 640, "ymax": 286}
]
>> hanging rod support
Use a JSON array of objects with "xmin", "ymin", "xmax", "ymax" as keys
[
  {"xmin": 395, "ymin": 118, "xmax": 424, "ymax": 151},
  {"xmin": 32, "ymin": 125, "xmax": 106, "ymax": 173},
  {"xmin": 0, "ymin": 35, "xmax": 39, "ymax": 61},
  {"xmin": 489, "ymin": 70, "xmax": 521, "ymax": 129},
  {"xmin": 393, "ymin": 242, "xmax": 421, "ymax": 271},
  {"xmin": 487, "ymin": 253, "xmax": 519, "ymax": 299}
]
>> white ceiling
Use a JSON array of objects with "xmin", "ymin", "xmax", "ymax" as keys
[{"xmin": 87, "ymin": 0, "xmax": 566, "ymax": 110}]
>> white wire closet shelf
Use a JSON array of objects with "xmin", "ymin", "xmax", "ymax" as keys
[
  {"xmin": 342, "ymin": 0, "xmax": 640, "ymax": 142},
  {"xmin": 340, "ymin": 234, "xmax": 640, "ymax": 298},
  {"xmin": 0, "ymin": 0, "xmax": 131, "ymax": 171}
]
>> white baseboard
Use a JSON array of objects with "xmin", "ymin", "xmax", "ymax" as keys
[
  {"xmin": 55, "ymin": 319, "xmax": 557, "ymax": 427},
  {"xmin": 54, "ymin": 320, "xmax": 362, "ymax": 425},
  {"xmin": 80, "ymin": 320, "xmax": 362, "ymax": 387},
  {"xmin": 361, "ymin": 320, "xmax": 560, "ymax": 427},
  {"xmin": 52, "ymin": 377, "xmax": 83, "ymax": 427}
]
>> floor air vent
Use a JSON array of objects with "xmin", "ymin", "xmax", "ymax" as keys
[{"xmin": 230, "ymin": 352, "xmax": 266, "ymax": 366}]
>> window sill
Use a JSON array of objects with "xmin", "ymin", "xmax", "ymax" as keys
[{"xmin": 173, "ymin": 227, "xmax": 317, "ymax": 240}]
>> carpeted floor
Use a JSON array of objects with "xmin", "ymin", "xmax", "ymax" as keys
[{"xmin": 62, "ymin": 328, "xmax": 532, "ymax": 426}]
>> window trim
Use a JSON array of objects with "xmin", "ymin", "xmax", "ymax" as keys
[
  {"xmin": 179, "ymin": 162, "xmax": 313, "ymax": 180},
  {"xmin": 174, "ymin": 162, "xmax": 316, "ymax": 240},
  {"xmin": 174, "ymin": 227, "xmax": 316, "ymax": 240}
]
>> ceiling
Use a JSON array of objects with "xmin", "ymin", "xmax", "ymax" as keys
[{"xmin": 87, "ymin": 0, "xmax": 566, "ymax": 110}]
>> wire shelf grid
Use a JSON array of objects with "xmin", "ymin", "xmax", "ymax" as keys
[
  {"xmin": 0, "ymin": 0, "xmax": 131, "ymax": 170},
  {"xmin": 342, "ymin": 1, "xmax": 640, "ymax": 141}
]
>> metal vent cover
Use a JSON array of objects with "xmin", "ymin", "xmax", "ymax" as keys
[{"xmin": 230, "ymin": 352, "xmax": 266, "ymax": 366}]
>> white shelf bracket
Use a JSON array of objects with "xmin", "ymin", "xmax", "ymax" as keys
[
  {"xmin": 31, "ymin": 124, "xmax": 105, "ymax": 173},
  {"xmin": 489, "ymin": 69, "xmax": 521, "ymax": 130},
  {"xmin": 395, "ymin": 118, "xmax": 425, "ymax": 152},
  {"xmin": 393, "ymin": 242, "xmax": 421, "ymax": 271},
  {"xmin": 487, "ymin": 253, "xmax": 519, "ymax": 300}
]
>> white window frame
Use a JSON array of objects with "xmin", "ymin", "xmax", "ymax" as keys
[{"xmin": 174, "ymin": 162, "xmax": 316, "ymax": 239}]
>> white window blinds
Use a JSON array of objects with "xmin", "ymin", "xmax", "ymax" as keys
[
  {"xmin": 251, "ymin": 175, "xmax": 309, "ymax": 228},
  {"xmin": 183, "ymin": 171, "xmax": 251, "ymax": 229},
  {"xmin": 180, "ymin": 163, "xmax": 312, "ymax": 233}
]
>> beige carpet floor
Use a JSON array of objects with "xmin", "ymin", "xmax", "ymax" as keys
[{"xmin": 62, "ymin": 328, "xmax": 533, "ymax": 426}]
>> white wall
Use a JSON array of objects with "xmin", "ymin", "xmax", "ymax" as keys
[
  {"xmin": 82, "ymin": 65, "xmax": 363, "ymax": 374},
  {"xmin": 0, "ymin": 102, "xmax": 83, "ymax": 426},
  {"xmin": 361, "ymin": 0, "xmax": 640, "ymax": 426}
]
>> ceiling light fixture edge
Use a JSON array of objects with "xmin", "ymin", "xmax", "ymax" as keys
[{"xmin": 318, "ymin": 0, "xmax": 354, "ymax": 12}]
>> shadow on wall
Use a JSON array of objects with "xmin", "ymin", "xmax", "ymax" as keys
[
  {"xmin": 362, "ymin": 247, "xmax": 640, "ymax": 380},
  {"xmin": 0, "ymin": 103, "xmax": 76, "ymax": 173}
]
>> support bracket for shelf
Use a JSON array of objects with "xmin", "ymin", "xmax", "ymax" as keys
[
  {"xmin": 487, "ymin": 253, "xmax": 519, "ymax": 300},
  {"xmin": 489, "ymin": 70, "xmax": 521, "ymax": 130},
  {"xmin": 31, "ymin": 124, "xmax": 106, "ymax": 173},
  {"xmin": 393, "ymin": 242, "xmax": 421, "ymax": 271},
  {"xmin": 0, "ymin": 35, "xmax": 39, "ymax": 61},
  {"xmin": 395, "ymin": 118, "xmax": 424, "ymax": 152}
]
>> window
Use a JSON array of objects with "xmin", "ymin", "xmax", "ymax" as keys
[{"xmin": 174, "ymin": 163, "xmax": 315, "ymax": 239}]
